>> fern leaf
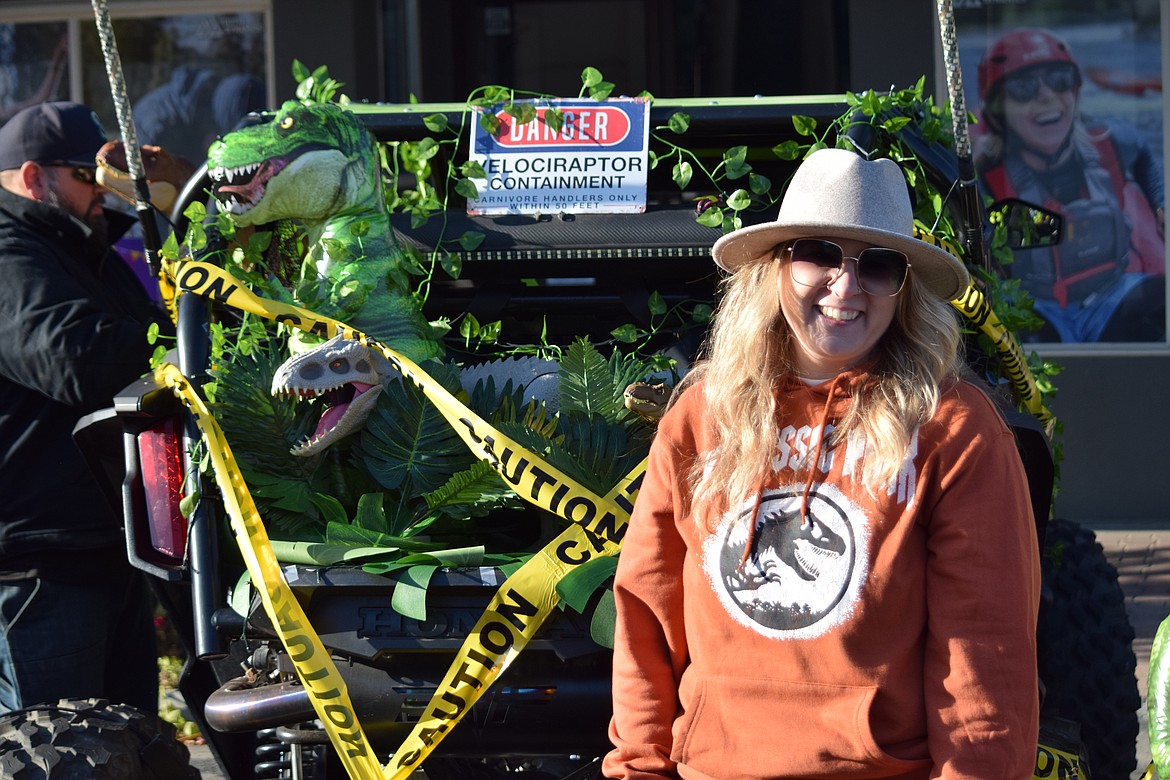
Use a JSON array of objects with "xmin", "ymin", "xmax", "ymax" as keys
[
  {"xmin": 210, "ymin": 336, "xmax": 316, "ymax": 475},
  {"xmin": 558, "ymin": 338, "xmax": 623, "ymax": 422},
  {"xmin": 423, "ymin": 461, "xmax": 520, "ymax": 518}
]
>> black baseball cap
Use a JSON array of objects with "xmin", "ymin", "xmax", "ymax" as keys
[{"xmin": 0, "ymin": 101, "xmax": 108, "ymax": 171}]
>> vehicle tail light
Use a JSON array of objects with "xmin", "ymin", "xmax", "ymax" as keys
[{"xmin": 137, "ymin": 416, "xmax": 187, "ymax": 561}]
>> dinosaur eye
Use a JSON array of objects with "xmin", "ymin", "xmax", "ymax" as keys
[
  {"xmin": 280, "ymin": 115, "xmax": 295, "ymax": 130},
  {"xmin": 329, "ymin": 358, "xmax": 350, "ymax": 374}
]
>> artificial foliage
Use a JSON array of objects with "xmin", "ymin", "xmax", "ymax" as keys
[{"xmin": 167, "ymin": 63, "xmax": 1061, "ymax": 606}]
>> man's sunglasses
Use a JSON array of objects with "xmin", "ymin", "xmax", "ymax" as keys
[
  {"xmin": 43, "ymin": 164, "xmax": 98, "ymax": 185},
  {"xmin": 785, "ymin": 238, "xmax": 910, "ymax": 297},
  {"xmin": 69, "ymin": 167, "xmax": 98, "ymax": 185},
  {"xmin": 1003, "ymin": 63, "xmax": 1078, "ymax": 103}
]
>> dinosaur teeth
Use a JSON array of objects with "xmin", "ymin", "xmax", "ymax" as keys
[
  {"xmin": 210, "ymin": 162, "xmax": 263, "ymax": 184},
  {"xmin": 274, "ymin": 384, "xmax": 350, "ymax": 399},
  {"xmin": 274, "ymin": 387, "xmax": 325, "ymax": 397},
  {"xmin": 289, "ymin": 434, "xmax": 320, "ymax": 456}
]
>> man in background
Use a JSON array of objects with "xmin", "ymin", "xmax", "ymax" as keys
[{"xmin": 0, "ymin": 101, "xmax": 170, "ymax": 713}]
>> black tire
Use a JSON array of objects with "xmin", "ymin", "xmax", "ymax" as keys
[
  {"xmin": 1038, "ymin": 519, "xmax": 1140, "ymax": 780},
  {"xmin": 0, "ymin": 698, "xmax": 200, "ymax": 780}
]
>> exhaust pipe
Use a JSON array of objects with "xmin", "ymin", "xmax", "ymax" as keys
[
  {"xmin": 204, "ymin": 677, "xmax": 316, "ymax": 733},
  {"xmin": 203, "ymin": 662, "xmax": 616, "ymax": 756}
]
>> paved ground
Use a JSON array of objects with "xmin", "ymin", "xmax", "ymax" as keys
[
  {"xmin": 188, "ymin": 742, "xmax": 221, "ymax": 779},
  {"xmin": 188, "ymin": 520, "xmax": 1170, "ymax": 780}
]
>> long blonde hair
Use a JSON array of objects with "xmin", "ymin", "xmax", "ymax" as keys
[{"xmin": 681, "ymin": 248, "xmax": 964, "ymax": 530}]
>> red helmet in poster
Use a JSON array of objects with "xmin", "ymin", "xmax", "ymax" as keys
[{"xmin": 978, "ymin": 28, "xmax": 1082, "ymax": 101}]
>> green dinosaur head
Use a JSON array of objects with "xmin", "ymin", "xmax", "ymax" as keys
[{"xmin": 206, "ymin": 100, "xmax": 379, "ymax": 228}]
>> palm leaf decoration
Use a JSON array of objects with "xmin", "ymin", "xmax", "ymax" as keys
[
  {"xmin": 550, "ymin": 412, "xmax": 642, "ymax": 494},
  {"xmin": 355, "ymin": 359, "xmax": 472, "ymax": 494},
  {"xmin": 467, "ymin": 374, "xmax": 556, "ymax": 431},
  {"xmin": 558, "ymin": 337, "xmax": 672, "ymax": 425},
  {"xmin": 324, "ymin": 518, "xmax": 445, "ymax": 551},
  {"xmin": 522, "ymin": 339, "xmax": 667, "ymax": 496},
  {"xmin": 245, "ymin": 471, "xmax": 350, "ymax": 534}
]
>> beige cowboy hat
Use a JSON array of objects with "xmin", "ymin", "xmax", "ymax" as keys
[{"xmin": 710, "ymin": 147, "xmax": 969, "ymax": 300}]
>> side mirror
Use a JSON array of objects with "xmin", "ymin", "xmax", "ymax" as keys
[{"xmin": 989, "ymin": 198, "xmax": 1062, "ymax": 249}]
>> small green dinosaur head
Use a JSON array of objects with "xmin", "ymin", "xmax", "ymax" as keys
[{"xmin": 206, "ymin": 100, "xmax": 378, "ymax": 228}]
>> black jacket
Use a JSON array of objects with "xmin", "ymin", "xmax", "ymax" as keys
[{"xmin": 0, "ymin": 186, "xmax": 170, "ymax": 563}]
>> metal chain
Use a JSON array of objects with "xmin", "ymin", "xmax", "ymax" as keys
[
  {"xmin": 935, "ymin": 0, "xmax": 971, "ymax": 160},
  {"xmin": 89, "ymin": 0, "xmax": 145, "ymax": 191},
  {"xmin": 91, "ymin": 0, "xmax": 164, "ymax": 277}
]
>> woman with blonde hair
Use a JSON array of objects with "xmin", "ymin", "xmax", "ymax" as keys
[{"xmin": 603, "ymin": 147, "xmax": 1041, "ymax": 779}]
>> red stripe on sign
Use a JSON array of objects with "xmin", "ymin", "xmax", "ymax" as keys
[{"xmin": 494, "ymin": 107, "xmax": 632, "ymax": 148}]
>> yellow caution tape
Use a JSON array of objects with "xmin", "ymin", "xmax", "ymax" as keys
[
  {"xmin": 164, "ymin": 258, "xmax": 645, "ymax": 774},
  {"xmin": 951, "ymin": 280, "xmax": 1055, "ymax": 433},
  {"xmin": 387, "ymin": 469, "xmax": 639, "ymax": 777},
  {"xmin": 912, "ymin": 225, "xmax": 1055, "ymax": 433},
  {"xmin": 157, "ymin": 363, "xmax": 385, "ymax": 779},
  {"xmin": 1032, "ymin": 741, "xmax": 1083, "ymax": 779},
  {"xmin": 157, "ymin": 263, "xmax": 179, "ymax": 323}
]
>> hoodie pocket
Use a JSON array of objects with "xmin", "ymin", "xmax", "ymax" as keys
[{"xmin": 671, "ymin": 675, "xmax": 929, "ymax": 778}]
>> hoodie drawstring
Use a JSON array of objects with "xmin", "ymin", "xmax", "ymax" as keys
[
  {"xmin": 801, "ymin": 375, "xmax": 843, "ymax": 529},
  {"xmin": 738, "ymin": 374, "xmax": 844, "ymax": 569}
]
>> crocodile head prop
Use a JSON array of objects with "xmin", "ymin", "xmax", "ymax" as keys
[
  {"xmin": 207, "ymin": 100, "xmax": 379, "ymax": 230},
  {"xmin": 622, "ymin": 381, "xmax": 670, "ymax": 422},
  {"xmin": 96, "ymin": 140, "xmax": 198, "ymax": 213}
]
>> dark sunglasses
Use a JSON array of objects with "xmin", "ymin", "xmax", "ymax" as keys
[
  {"xmin": 1003, "ymin": 63, "xmax": 1078, "ymax": 103},
  {"xmin": 69, "ymin": 167, "xmax": 98, "ymax": 185},
  {"xmin": 786, "ymin": 238, "xmax": 910, "ymax": 297},
  {"xmin": 43, "ymin": 164, "xmax": 98, "ymax": 185}
]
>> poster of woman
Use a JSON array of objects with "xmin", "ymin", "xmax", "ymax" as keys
[{"xmin": 955, "ymin": 0, "xmax": 1166, "ymax": 344}]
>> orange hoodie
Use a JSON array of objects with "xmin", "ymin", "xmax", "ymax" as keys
[{"xmin": 603, "ymin": 372, "xmax": 1040, "ymax": 779}]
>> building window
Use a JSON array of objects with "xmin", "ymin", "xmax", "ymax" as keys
[
  {"xmin": 0, "ymin": 20, "xmax": 68, "ymax": 124},
  {"xmin": 0, "ymin": 3, "xmax": 270, "ymax": 162}
]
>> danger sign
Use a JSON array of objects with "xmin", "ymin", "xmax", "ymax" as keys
[{"xmin": 467, "ymin": 97, "xmax": 650, "ymax": 215}]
